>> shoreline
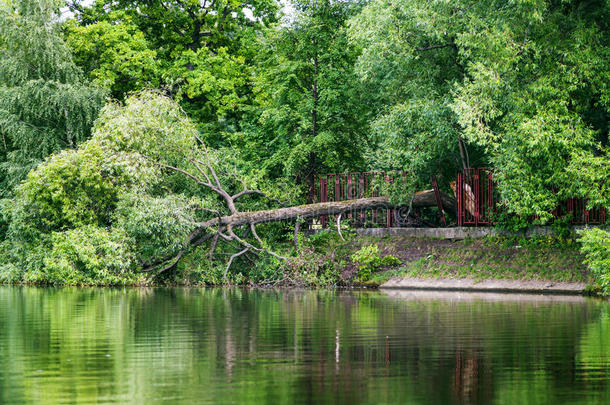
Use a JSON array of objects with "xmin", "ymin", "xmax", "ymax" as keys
[
  {"xmin": 2, "ymin": 233, "xmax": 597, "ymax": 293},
  {"xmin": 379, "ymin": 277, "xmax": 588, "ymax": 295},
  {"xmin": 0, "ymin": 281, "xmax": 596, "ymax": 297}
]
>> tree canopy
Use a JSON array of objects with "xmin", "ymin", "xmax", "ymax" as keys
[
  {"xmin": 349, "ymin": 0, "xmax": 610, "ymax": 217},
  {"xmin": 65, "ymin": 0, "xmax": 280, "ymax": 139},
  {"xmin": 0, "ymin": 0, "xmax": 106, "ymax": 194},
  {"xmin": 242, "ymin": 0, "xmax": 370, "ymax": 201}
]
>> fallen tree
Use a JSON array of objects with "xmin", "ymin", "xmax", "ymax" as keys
[{"xmin": 150, "ymin": 146, "xmax": 456, "ymax": 278}]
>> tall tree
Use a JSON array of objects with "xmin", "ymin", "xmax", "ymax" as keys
[
  {"xmin": 63, "ymin": 13, "xmax": 160, "ymax": 99},
  {"xmin": 349, "ymin": 0, "xmax": 610, "ymax": 217},
  {"xmin": 0, "ymin": 0, "xmax": 106, "ymax": 194},
  {"xmin": 65, "ymin": 0, "xmax": 280, "ymax": 142},
  {"xmin": 244, "ymin": 0, "xmax": 369, "ymax": 202}
]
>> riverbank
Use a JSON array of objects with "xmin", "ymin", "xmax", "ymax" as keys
[
  {"xmin": 2, "ymin": 228, "xmax": 596, "ymax": 293},
  {"xmin": 380, "ymin": 278, "xmax": 587, "ymax": 294},
  {"xmin": 262, "ymin": 231, "xmax": 595, "ymax": 293},
  {"xmin": 365, "ymin": 235, "xmax": 590, "ymax": 285}
]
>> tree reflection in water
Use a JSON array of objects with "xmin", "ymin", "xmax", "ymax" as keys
[{"xmin": 0, "ymin": 287, "xmax": 608, "ymax": 404}]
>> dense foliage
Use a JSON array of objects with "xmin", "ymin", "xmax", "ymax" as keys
[
  {"xmin": 65, "ymin": 0, "xmax": 279, "ymax": 140},
  {"xmin": 579, "ymin": 228, "xmax": 610, "ymax": 293},
  {"xmin": 0, "ymin": 0, "xmax": 607, "ymax": 286},
  {"xmin": 0, "ymin": 0, "xmax": 106, "ymax": 194},
  {"xmin": 242, "ymin": 0, "xmax": 370, "ymax": 200},
  {"xmin": 3, "ymin": 93, "xmax": 197, "ymax": 284},
  {"xmin": 349, "ymin": 0, "xmax": 610, "ymax": 214}
]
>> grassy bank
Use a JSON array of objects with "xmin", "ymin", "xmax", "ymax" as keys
[
  {"xmin": 173, "ymin": 229, "xmax": 592, "ymax": 289},
  {"xmin": 366, "ymin": 235, "xmax": 590, "ymax": 286}
]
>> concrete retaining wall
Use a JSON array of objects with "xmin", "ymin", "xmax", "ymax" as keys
[
  {"xmin": 356, "ymin": 226, "xmax": 590, "ymax": 240},
  {"xmin": 380, "ymin": 277, "xmax": 587, "ymax": 295}
]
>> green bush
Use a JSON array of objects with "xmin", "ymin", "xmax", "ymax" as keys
[
  {"xmin": 0, "ymin": 263, "xmax": 22, "ymax": 284},
  {"xmin": 39, "ymin": 225, "xmax": 140, "ymax": 285},
  {"xmin": 114, "ymin": 193, "xmax": 197, "ymax": 265},
  {"xmin": 579, "ymin": 228, "xmax": 610, "ymax": 294},
  {"xmin": 491, "ymin": 208, "xmax": 531, "ymax": 233},
  {"xmin": 351, "ymin": 244, "xmax": 401, "ymax": 281},
  {"xmin": 2, "ymin": 92, "xmax": 200, "ymax": 286}
]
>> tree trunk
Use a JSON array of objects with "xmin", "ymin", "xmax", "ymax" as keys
[
  {"xmin": 199, "ymin": 190, "xmax": 455, "ymax": 229},
  {"xmin": 306, "ymin": 53, "xmax": 320, "ymax": 204}
]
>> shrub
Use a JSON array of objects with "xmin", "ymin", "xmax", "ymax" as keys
[
  {"xmin": 351, "ymin": 244, "xmax": 401, "ymax": 281},
  {"xmin": 579, "ymin": 228, "xmax": 610, "ymax": 294},
  {"xmin": 40, "ymin": 225, "xmax": 140, "ymax": 285},
  {"xmin": 281, "ymin": 246, "xmax": 344, "ymax": 287},
  {"xmin": 0, "ymin": 263, "xmax": 22, "ymax": 284},
  {"xmin": 113, "ymin": 193, "xmax": 197, "ymax": 265}
]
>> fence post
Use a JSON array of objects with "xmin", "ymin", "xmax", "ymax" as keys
[
  {"xmin": 385, "ymin": 175, "xmax": 391, "ymax": 227},
  {"xmin": 474, "ymin": 170, "xmax": 479, "ymax": 226},
  {"xmin": 431, "ymin": 175, "xmax": 446, "ymax": 226},
  {"xmin": 581, "ymin": 199, "xmax": 585, "ymax": 224},
  {"xmin": 344, "ymin": 175, "xmax": 351, "ymax": 221},
  {"xmin": 457, "ymin": 172, "xmax": 463, "ymax": 226},
  {"xmin": 346, "ymin": 175, "xmax": 352, "ymax": 200},
  {"xmin": 360, "ymin": 173, "xmax": 365, "ymax": 224},
  {"xmin": 488, "ymin": 171, "xmax": 494, "ymax": 224},
  {"xmin": 334, "ymin": 175, "xmax": 340, "ymax": 202},
  {"xmin": 320, "ymin": 177, "xmax": 327, "ymax": 228}
]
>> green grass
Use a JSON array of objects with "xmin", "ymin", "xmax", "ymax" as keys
[{"xmin": 364, "ymin": 235, "xmax": 590, "ymax": 286}]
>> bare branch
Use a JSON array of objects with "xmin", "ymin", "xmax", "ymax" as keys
[
  {"xmin": 190, "ymin": 157, "xmax": 213, "ymax": 185},
  {"xmin": 217, "ymin": 230, "xmax": 233, "ymax": 242},
  {"xmin": 250, "ymin": 223, "xmax": 264, "ymax": 246},
  {"xmin": 143, "ymin": 249, "xmax": 185, "ymax": 278},
  {"xmin": 200, "ymin": 143, "xmax": 223, "ymax": 190},
  {"xmin": 232, "ymin": 189, "xmax": 286, "ymax": 206},
  {"xmin": 224, "ymin": 248, "xmax": 249, "ymax": 280},
  {"xmin": 228, "ymin": 227, "xmax": 287, "ymax": 261},
  {"xmin": 336, "ymin": 213, "xmax": 345, "ymax": 241},
  {"xmin": 154, "ymin": 160, "xmax": 207, "ymax": 186},
  {"xmin": 191, "ymin": 232, "xmax": 214, "ymax": 248},
  {"xmin": 153, "ymin": 155, "xmax": 237, "ymax": 212}
]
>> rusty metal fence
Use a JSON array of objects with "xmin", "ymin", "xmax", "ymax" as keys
[
  {"xmin": 315, "ymin": 168, "xmax": 607, "ymax": 228},
  {"xmin": 314, "ymin": 172, "xmax": 404, "ymax": 228},
  {"xmin": 456, "ymin": 168, "xmax": 495, "ymax": 226},
  {"xmin": 558, "ymin": 198, "xmax": 606, "ymax": 225},
  {"xmin": 455, "ymin": 168, "xmax": 606, "ymax": 226}
]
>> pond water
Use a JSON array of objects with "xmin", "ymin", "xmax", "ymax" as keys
[{"xmin": 0, "ymin": 287, "xmax": 609, "ymax": 404}]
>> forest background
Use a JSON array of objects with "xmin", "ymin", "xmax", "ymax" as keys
[{"xmin": 0, "ymin": 0, "xmax": 608, "ymax": 288}]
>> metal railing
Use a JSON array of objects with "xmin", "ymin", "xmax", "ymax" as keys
[
  {"xmin": 315, "ymin": 168, "xmax": 607, "ymax": 228},
  {"xmin": 456, "ymin": 168, "xmax": 495, "ymax": 226},
  {"xmin": 314, "ymin": 172, "xmax": 404, "ymax": 228},
  {"xmin": 456, "ymin": 168, "xmax": 606, "ymax": 226}
]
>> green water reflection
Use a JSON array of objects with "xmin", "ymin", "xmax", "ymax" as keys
[{"xmin": 0, "ymin": 287, "xmax": 609, "ymax": 404}]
